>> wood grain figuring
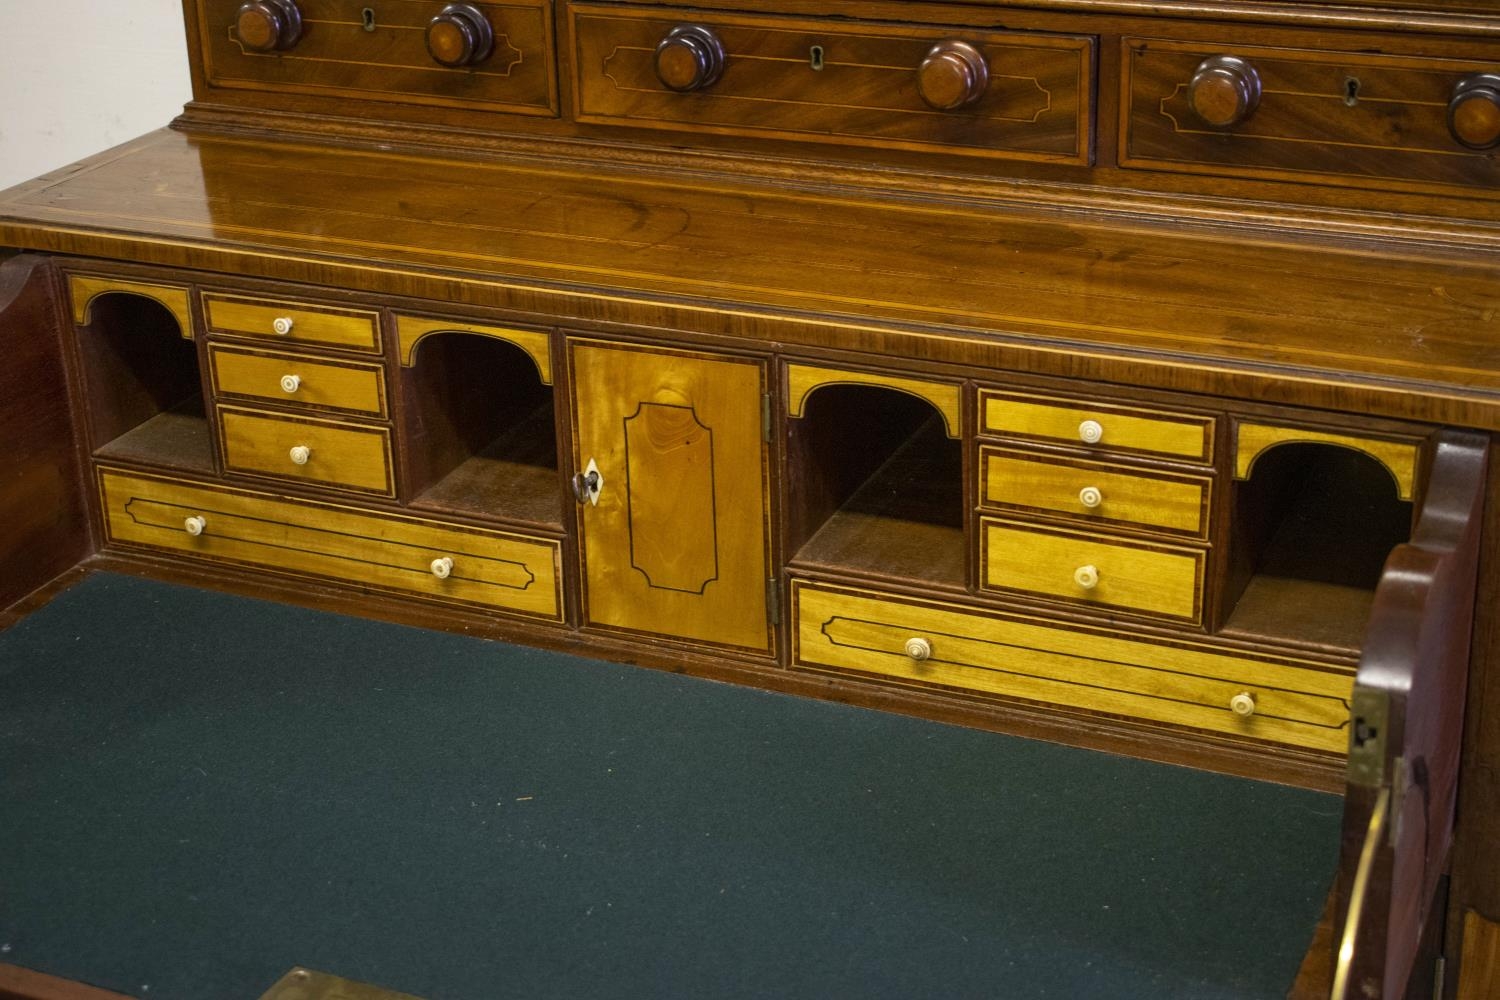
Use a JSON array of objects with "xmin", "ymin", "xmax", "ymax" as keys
[
  {"xmin": 571, "ymin": 5, "xmax": 1093, "ymax": 163},
  {"xmin": 979, "ymin": 446, "xmax": 1211, "ymax": 537},
  {"xmin": 1459, "ymin": 910, "xmax": 1500, "ymax": 1000},
  {"xmin": 209, "ymin": 343, "xmax": 388, "ymax": 416},
  {"xmin": 980, "ymin": 390, "xmax": 1215, "ymax": 462},
  {"xmin": 99, "ymin": 468, "xmax": 562, "ymax": 620},
  {"xmin": 396, "ymin": 314, "xmax": 552, "ymax": 382},
  {"xmin": 786, "ymin": 364, "xmax": 961, "ymax": 438},
  {"xmin": 571, "ymin": 340, "xmax": 770, "ymax": 652},
  {"xmin": 792, "ymin": 580, "xmax": 1352, "ymax": 752},
  {"xmin": 203, "ymin": 293, "xmax": 381, "ymax": 352},
  {"xmin": 68, "ymin": 274, "xmax": 192, "ymax": 338},
  {"xmin": 981, "ymin": 517, "xmax": 1206, "ymax": 620},
  {"xmin": 218, "ymin": 405, "xmax": 395, "ymax": 496},
  {"xmin": 1235, "ymin": 423, "xmax": 1420, "ymax": 500}
]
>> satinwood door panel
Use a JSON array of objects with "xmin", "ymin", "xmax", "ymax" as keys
[{"xmin": 570, "ymin": 340, "xmax": 772, "ymax": 652}]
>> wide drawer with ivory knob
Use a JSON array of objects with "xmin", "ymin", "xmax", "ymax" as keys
[
  {"xmin": 978, "ymin": 389, "xmax": 1216, "ymax": 464},
  {"xmin": 208, "ymin": 343, "xmax": 389, "ymax": 417},
  {"xmin": 216, "ymin": 405, "xmax": 396, "ymax": 496},
  {"xmin": 790, "ymin": 580, "xmax": 1352, "ymax": 753},
  {"xmin": 98, "ymin": 467, "xmax": 563, "ymax": 620},
  {"xmin": 1122, "ymin": 37, "xmax": 1500, "ymax": 192},
  {"xmin": 569, "ymin": 3, "xmax": 1094, "ymax": 163},
  {"xmin": 202, "ymin": 292, "xmax": 382, "ymax": 353}
]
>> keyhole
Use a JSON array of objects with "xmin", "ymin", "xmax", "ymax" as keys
[
  {"xmin": 362, "ymin": 7, "xmax": 377, "ymax": 31},
  {"xmin": 809, "ymin": 45, "xmax": 824, "ymax": 71},
  {"xmin": 1344, "ymin": 76, "xmax": 1360, "ymax": 106}
]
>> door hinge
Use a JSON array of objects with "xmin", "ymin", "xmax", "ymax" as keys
[
  {"xmin": 1433, "ymin": 955, "xmax": 1446, "ymax": 998},
  {"xmin": 762, "ymin": 393, "xmax": 773, "ymax": 444},
  {"xmin": 1348, "ymin": 687, "xmax": 1390, "ymax": 789},
  {"xmin": 767, "ymin": 578, "xmax": 781, "ymax": 626}
]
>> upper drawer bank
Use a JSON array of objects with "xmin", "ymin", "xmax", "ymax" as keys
[
  {"xmin": 569, "ymin": 4, "xmax": 1094, "ymax": 164},
  {"xmin": 1122, "ymin": 37, "xmax": 1500, "ymax": 193},
  {"xmin": 193, "ymin": 0, "xmax": 557, "ymax": 117}
]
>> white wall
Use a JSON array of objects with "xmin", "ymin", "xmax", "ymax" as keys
[{"xmin": 0, "ymin": 1, "xmax": 193, "ymax": 190}]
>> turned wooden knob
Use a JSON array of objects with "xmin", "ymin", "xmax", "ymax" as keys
[
  {"xmin": 1449, "ymin": 74, "xmax": 1500, "ymax": 150},
  {"xmin": 1188, "ymin": 55, "xmax": 1261, "ymax": 128},
  {"xmin": 427, "ymin": 3, "xmax": 495, "ymax": 68},
  {"xmin": 655, "ymin": 25, "xmax": 725, "ymax": 93},
  {"xmin": 917, "ymin": 41, "xmax": 990, "ymax": 111},
  {"xmin": 236, "ymin": 0, "xmax": 302, "ymax": 53}
]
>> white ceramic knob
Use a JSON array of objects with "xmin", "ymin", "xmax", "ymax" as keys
[
  {"xmin": 904, "ymin": 636, "xmax": 932, "ymax": 661},
  {"xmin": 1078, "ymin": 486, "xmax": 1103, "ymax": 509},
  {"xmin": 1230, "ymin": 692, "xmax": 1257, "ymax": 717},
  {"xmin": 272, "ymin": 316, "xmax": 295, "ymax": 336},
  {"xmin": 280, "ymin": 374, "xmax": 302, "ymax": 393},
  {"xmin": 288, "ymin": 444, "xmax": 311, "ymax": 466},
  {"xmin": 1078, "ymin": 419, "xmax": 1104, "ymax": 444},
  {"xmin": 183, "ymin": 515, "xmax": 207, "ymax": 537},
  {"xmin": 430, "ymin": 556, "xmax": 454, "ymax": 580},
  {"xmin": 1074, "ymin": 564, "xmax": 1100, "ymax": 590}
]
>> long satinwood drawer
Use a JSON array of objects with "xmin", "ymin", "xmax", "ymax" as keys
[
  {"xmin": 979, "ymin": 389, "xmax": 1215, "ymax": 464},
  {"xmin": 791, "ymin": 580, "xmax": 1352, "ymax": 753},
  {"xmin": 209, "ymin": 344, "xmax": 388, "ymax": 417},
  {"xmin": 1122, "ymin": 38, "xmax": 1500, "ymax": 193},
  {"xmin": 203, "ymin": 293, "xmax": 382, "ymax": 353},
  {"xmin": 571, "ymin": 4, "xmax": 1094, "ymax": 164},
  {"xmin": 99, "ymin": 468, "xmax": 562, "ymax": 621},
  {"xmin": 981, "ymin": 518, "xmax": 1205, "ymax": 621},
  {"xmin": 218, "ymin": 406, "xmax": 395, "ymax": 497},
  {"xmin": 979, "ymin": 446, "xmax": 1211, "ymax": 538}
]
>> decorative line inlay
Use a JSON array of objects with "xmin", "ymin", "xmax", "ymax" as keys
[{"xmin": 623, "ymin": 401, "xmax": 720, "ymax": 593}]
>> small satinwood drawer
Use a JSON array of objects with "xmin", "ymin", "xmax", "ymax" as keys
[
  {"xmin": 791, "ymin": 580, "xmax": 1352, "ymax": 753},
  {"xmin": 980, "ymin": 517, "xmax": 1205, "ymax": 621},
  {"xmin": 570, "ymin": 4, "xmax": 1094, "ymax": 164},
  {"xmin": 979, "ymin": 390, "xmax": 1215, "ymax": 464},
  {"xmin": 203, "ymin": 293, "xmax": 381, "ymax": 353},
  {"xmin": 218, "ymin": 406, "xmax": 394, "ymax": 497},
  {"xmin": 1122, "ymin": 38, "xmax": 1500, "ymax": 192},
  {"xmin": 209, "ymin": 344, "xmax": 388, "ymax": 417},
  {"xmin": 100, "ymin": 468, "xmax": 562, "ymax": 621},
  {"xmin": 979, "ymin": 446, "xmax": 1211, "ymax": 538}
]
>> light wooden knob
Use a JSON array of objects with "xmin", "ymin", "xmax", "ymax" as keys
[
  {"xmin": 288, "ymin": 444, "xmax": 311, "ymax": 466},
  {"xmin": 430, "ymin": 556, "xmax": 455, "ymax": 579},
  {"xmin": 426, "ymin": 3, "xmax": 494, "ymax": 68},
  {"xmin": 280, "ymin": 374, "xmax": 302, "ymax": 393},
  {"xmin": 904, "ymin": 637, "xmax": 932, "ymax": 661},
  {"xmin": 1078, "ymin": 419, "xmax": 1104, "ymax": 444},
  {"xmin": 655, "ymin": 25, "xmax": 725, "ymax": 93},
  {"xmin": 1230, "ymin": 692, "xmax": 1257, "ymax": 717},
  {"xmin": 236, "ymin": 0, "xmax": 302, "ymax": 53},
  {"xmin": 272, "ymin": 316, "xmax": 295, "ymax": 335},
  {"xmin": 183, "ymin": 516, "xmax": 207, "ymax": 537},
  {"xmin": 1188, "ymin": 55, "xmax": 1261, "ymax": 128},
  {"xmin": 1449, "ymin": 74, "xmax": 1500, "ymax": 150},
  {"xmin": 1078, "ymin": 486, "xmax": 1103, "ymax": 509},
  {"xmin": 917, "ymin": 41, "xmax": 990, "ymax": 111},
  {"xmin": 1074, "ymin": 564, "xmax": 1100, "ymax": 590}
]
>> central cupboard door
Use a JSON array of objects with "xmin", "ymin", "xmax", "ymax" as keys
[{"xmin": 570, "ymin": 340, "xmax": 773, "ymax": 652}]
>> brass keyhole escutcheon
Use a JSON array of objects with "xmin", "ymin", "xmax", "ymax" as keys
[
  {"xmin": 809, "ymin": 45, "xmax": 824, "ymax": 71},
  {"xmin": 1344, "ymin": 76, "xmax": 1361, "ymax": 107},
  {"xmin": 362, "ymin": 7, "xmax": 377, "ymax": 31}
]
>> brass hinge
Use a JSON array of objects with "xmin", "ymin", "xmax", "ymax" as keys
[
  {"xmin": 1433, "ymin": 956, "xmax": 1446, "ymax": 998},
  {"xmin": 1348, "ymin": 687, "xmax": 1391, "ymax": 789},
  {"xmin": 767, "ymin": 577, "xmax": 781, "ymax": 626},
  {"xmin": 762, "ymin": 393, "xmax": 773, "ymax": 444}
]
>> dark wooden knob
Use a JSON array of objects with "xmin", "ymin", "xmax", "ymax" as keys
[
  {"xmin": 654, "ymin": 25, "xmax": 725, "ymax": 93},
  {"xmin": 1188, "ymin": 55, "xmax": 1261, "ymax": 128},
  {"xmin": 917, "ymin": 41, "xmax": 990, "ymax": 111},
  {"xmin": 235, "ymin": 0, "xmax": 302, "ymax": 53},
  {"xmin": 427, "ymin": 3, "xmax": 495, "ymax": 68},
  {"xmin": 1449, "ymin": 74, "xmax": 1500, "ymax": 150}
]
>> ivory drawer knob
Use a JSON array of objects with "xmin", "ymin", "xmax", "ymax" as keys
[
  {"xmin": 280, "ymin": 374, "xmax": 302, "ymax": 393},
  {"xmin": 430, "ymin": 556, "xmax": 455, "ymax": 580},
  {"xmin": 904, "ymin": 636, "xmax": 933, "ymax": 661},
  {"xmin": 427, "ymin": 3, "xmax": 495, "ymax": 68},
  {"xmin": 236, "ymin": 0, "xmax": 303, "ymax": 53},
  {"xmin": 288, "ymin": 444, "xmax": 311, "ymax": 466},
  {"xmin": 1078, "ymin": 486, "xmax": 1103, "ymax": 509},
  {"xmin": 272, "ymin": 316, "xmax": 295, "ymax": 336},
  {"xmin": 1230, "ymin": 692, "xmax": 1257, "ymax": 717},
  {"xmin": 183, "ymin": 516, "xmax": 207, "ymax": 537},
  {"xmin": 655, "ymin": 25, "xmax": 725, "ymax": 93},
  {"xmin": 1073, "ymin": 564, "xmax": 1100, "ymax": 590},
  {"xmin": 917, "ymin": 41, "xmax": 990, "ymax": 111},
  {"xmin": 1449, "ymin": 74, "xmax": 1500, "ymax": 150},
  {"xmin": 1078, "ymin": 419, "xmax": 1104, "ymax": 444},
  {"xmin": 1188, "ymin": 55, "xmax": 1261, "ymax": 128}
]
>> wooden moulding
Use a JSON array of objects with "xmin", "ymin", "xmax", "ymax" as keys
[
  {"xmin": 396, "ymin": 315, "xmax": 553, "ymax": 383},
  {"xmin": 786, "ymin": 365, "xmax": 962, "ymax": 438},
  {"xmin": 68, "ymin": 275, "xmax": 192, "ymax": 339},
  {"xmin": 1235, "ymin": 422, "xmax": 1422, "ymax": 500}
]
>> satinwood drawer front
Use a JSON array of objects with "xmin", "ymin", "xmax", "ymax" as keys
[
  {"xmin": 791, "ymin": 581, "xmax": 1352, "ymax": 753},
  {"xmin": 100, "ymin": 468, "xmax": 562, "ymax": 620},
  {"xmin": 203, "ymin": 293, "xmax": 382, "ymax": 353},
  {"xmin": 980, "ymin": 390, "xmax": 1215, "ymax": 463},
  {"xmin": 1123, "ymin": 38, "xmax": 1500, "ymax": 192},
  {"xmin": 981, "ymin": 518, "xmax": 1205, "ymax": 621},
  {"xmin": 209, "ymin": 344, "xmax": 388, "ymax": 417},
  {"xmin": 218, "ymin": 406, "xmax": 395, "ymax": 496},
  {"xmin": 570, "ymin": 4, "xmax": 1094, "ymax": 164},
  {"xmin": 195, "ymin": 0, "xmax": 557, "ymax": 117},
  {"xmin": 980, "ymin": 447, "xmax": 1211, "ymax": 538}
]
